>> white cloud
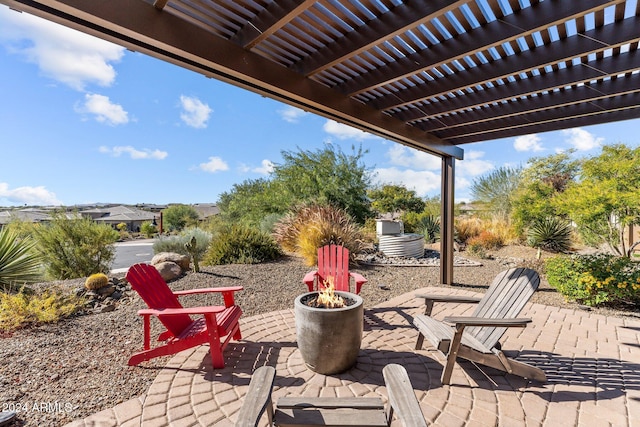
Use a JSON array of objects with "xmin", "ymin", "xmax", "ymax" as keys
[
  {"xmin": 77, "ymin": 93, "xmax": 129, "ymax": 125},
  {"xmin": 278, "ymin": 106, "xmax": 309, "ymax": 123},
  {"xmin": 323, "ymin": 120, "xmax": 378, "ymax": 141},
  {"xmin": 179, "ymin": 95, "xmax": 212, "ymax": 128},
  {"xmin": 99, "ymin": 146, "xmax": 167, "ymax": 160},
  {"xmin": 514, "ymin": 134, "xmax": 544, "ymax": 152},
  {"xmin": 375, "ymin": 145, "xmax": 493, "ymax": 199},
  {"xmin": 199, "ymin": 156, "xmax": 229, "ymax": 173},
  {"xmin": 0, "ymin": 6, "xmax": 124, "ymax": 91},
  {"xmin": 0, "ymin": 182, "xmax": 62, "ymax": 205},
  {"xmin": 562, "ymin": 128, "xmax": 603, "ymax": 151},
  {"xmin": 386, "ymin": 145, "xmax": 441, "ymax": 170},
  {"xmin": 372, "ymin": 168, "xmax": 440, "ymax": 197},
  {"xmin": 458, "ymin": 157, "xmax": 494, "ymax": 177},
  {"xmin": 252, "ymin": 159, "xmax": 274, "ymax": 175}
]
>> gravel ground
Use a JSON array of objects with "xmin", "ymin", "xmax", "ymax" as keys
[{"xmin": 2, "ymin": 246, "xmax": 638, "ymax": 426}]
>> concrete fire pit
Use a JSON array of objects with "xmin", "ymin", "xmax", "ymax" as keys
[{"xmin": 294, "ymin": 291, "xmax": 363, "ymax": 375}]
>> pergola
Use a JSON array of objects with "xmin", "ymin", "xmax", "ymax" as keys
[{"xmin": 3, "ymin": 0, "xmax": 640, "ymax": 284}]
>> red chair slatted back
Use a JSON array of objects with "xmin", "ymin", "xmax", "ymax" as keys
[
  {"xmin": 317, "ymin": 244, "xmax": 351, "ymax": 292},
  {"xmin": 126, "ymin": 263, "xmax": 193, "ymax": 337}
]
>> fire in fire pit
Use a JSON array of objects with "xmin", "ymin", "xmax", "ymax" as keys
[{"xmin": 304, "ymin": 277, "xmax": 355, "ymax": 309}]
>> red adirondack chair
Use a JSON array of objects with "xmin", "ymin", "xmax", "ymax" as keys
[
  {"xmin": 302, "ymin": 244, "xmax": 367, "ymax": 295},
  {"xmin": 125, "ymin": 263, "xmax": 243, "ymax": 369}
]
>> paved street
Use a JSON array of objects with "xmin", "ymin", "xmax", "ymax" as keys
[{"xmin": 111, "ymin": 239, "xmax": 154, "ymax": 273}]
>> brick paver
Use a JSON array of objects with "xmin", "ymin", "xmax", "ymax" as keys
[{"xmin": 65, "ymin": 288, "xmax": 640, "ymax": 426}]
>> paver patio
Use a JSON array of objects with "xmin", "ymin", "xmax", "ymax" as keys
[{"xmin": 66, "ymin": 287, "xmax": 640, "ymax": 426}]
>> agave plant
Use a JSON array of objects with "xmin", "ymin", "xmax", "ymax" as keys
[
  {"xmin": 526, "ymin": 217, "xmax": 573, "ymax": 256},
  {"xmin": 0, "ymin": 227, "xmax": 43, "ymax": 290}
]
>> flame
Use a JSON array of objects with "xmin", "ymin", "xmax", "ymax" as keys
[{"xmin": 316, "ymin": 276, "xmax": 345, "ymax": 308}]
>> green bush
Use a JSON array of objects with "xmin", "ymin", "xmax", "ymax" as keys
[
  {"xmin": 153, "ymin": 227, "xmax": 212, "ymax": 258},
  {"xmin": 203, "ymin": 224, "xmax": 282, "ymax": 265},
  {"xmin": 545, "ymin": 254, "xmax": 640, "ymax": 306},
  {"xmin": 162, "ymin": 204, "xmax": 199, "ymax": 231},
  {"xmin": 527, "ymin": 217, "xmax": 573, "ymax": 253},
  {"xmin": 0, "ymin": 227, "xmax": 43, "ymax": 290},
  {"xmin": 140, "ymin": 221, "xmax": 157, "ymax": 238},
  {"xmin": 32, "ymin": 213, "xmax": 119, "ymax": 280}
]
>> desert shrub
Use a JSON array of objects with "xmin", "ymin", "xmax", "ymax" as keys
[
  {"xmin": 32, "ymin": 213, "xmax": 119, "ymax": 280},
  {"xmin": 140, "ymin": 221, "xmax": 157, "ymax": 238},
  {"xmin": 153, "ymin": 228, "xmax": 212, "ymax": 258},
  {"xmin": 465, "ymin": 230, "xmax": 503, "ymax": 259},
  {"xmin": 468, "ymin": 230, "xmax": 503, "ymax": 250},
  {"xmin": 0, "ymin": 227, "xmax": 43, "ymax": 290},
  {"xmin": 272, "ymin": 203, "xmax": 364, "ymax": 265},
  {"xmin": 296, "ymin": 218, "xmax": 365, "ymax": 266},
  {"xmin": 527, "ymin": 217, "xmax": 573, "ymax": 253},
  {"xmin": 545, "ymin": 254, "xmax": 640, "ymax": 307},
  {"xmin": 203, "ymin": 224, "xmax": 282, "ymax": 265},
  {"xmin": 466, "ymin": 240, "xmax": 488, "ymax": 259},
  {"xmin": 0, "ymin": 287, "xmax": 85, "ymax": 332},
  {"xmin": 485, "ymin": 219, "xmax": 520, "ymax": 245},
  {"xmin": 454, "ymin": 217, "xmax": 484, "ymax": 244},
  {"xmin": 84, "ymin": 273, "xmax": 109, "ymax": 290}
]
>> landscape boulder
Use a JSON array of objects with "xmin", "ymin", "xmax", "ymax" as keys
[
  {"xmin": 154, "ymin": 261, "xmax": 183, "ymax": 282},
  {"xmin": 151, "ymin": 252, "xmax": 190, "ymax": 270}
]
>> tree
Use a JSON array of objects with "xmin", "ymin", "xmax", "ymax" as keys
[
  {"xmin": 367, "ymin": 184, "xmax": 425, "ymax": 215},
  {"xmin": 471, "ymin": 166, "xmax": 522, "ymax": 221},
  {"xmin": 218, "ymin": 144, "xmax": 373, "ymax": 225},
  {"xmin": 162, "ymin": 204, "xmax": 199, "ymax": 231},
  {"xmin": 273, "ymin": 144, "xmax": 373, "ymax": 223},
  {"xmin": 554, "ymin": 144, "xmax": 640, "ymax": 256},
  {"xmin": 217, "ymin": 179, "xmax": 287, "ymax": 227},
  {"xmin": 511, "ymin": 152, "xmax": 580, "ymax": 234}
]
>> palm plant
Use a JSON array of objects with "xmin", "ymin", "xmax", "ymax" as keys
[{"xmin": 0, "ymin": 227, "xmax": 43, "ymax": 290}]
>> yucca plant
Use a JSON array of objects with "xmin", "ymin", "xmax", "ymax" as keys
[
  {"xmin": 418, "ymin": 216, "xmax": 440, "ymax": 243},
  {"xmin": 0, "ymin": 227, "xmax": 43, "ymax": 291},
  {"xmin": 527, "ymin": 217, "xmax": 573, "ymax": 256}
]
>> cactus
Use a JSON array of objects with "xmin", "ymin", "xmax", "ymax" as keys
[
  {"xmin": 84, "ymin": 273, "xmax": 109, "ymax": 290},
  {"xmin": 185, "ymin": 236, "xmax": 200, "ymax": 273}
]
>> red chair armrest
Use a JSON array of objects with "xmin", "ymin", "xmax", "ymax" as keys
[
  {"xmin": 173, "ymin": 286, "xmax": 243, "ymax": 296},
  {"xmin": 173, "ymin": 286, "xmax": 243, "ymax": 307},
  {"xmin": 349, "ymin": 272, "xmax": 367, "ymax": 294},
  {"xmin": 303, "ymin": 271, "xmax": 318, "ymax": 292},
  {"xmin": 138, "ymin": 306, "xmax": 227, "ymax": 316}
]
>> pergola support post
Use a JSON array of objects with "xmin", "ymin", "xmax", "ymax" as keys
[{"xmin": 440, "ymin": 156, "xmax": 455, "ymax": 285}]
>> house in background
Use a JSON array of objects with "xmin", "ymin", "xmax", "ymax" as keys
[
  {"xmin": 191, "ymin": 203, "xmax": 219, "ymax": 221},
  {"xmin": 80, "ymin": 205, "xmax": 157, "ymax": 232},
  {"xmin": 0, "ymin": 208, "xmax": 52, "ymax": 227}
]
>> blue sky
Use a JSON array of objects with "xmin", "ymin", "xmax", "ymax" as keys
[{"xmin": 1, "ymin": 5, "xmax": 637, "ymax": 208}]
